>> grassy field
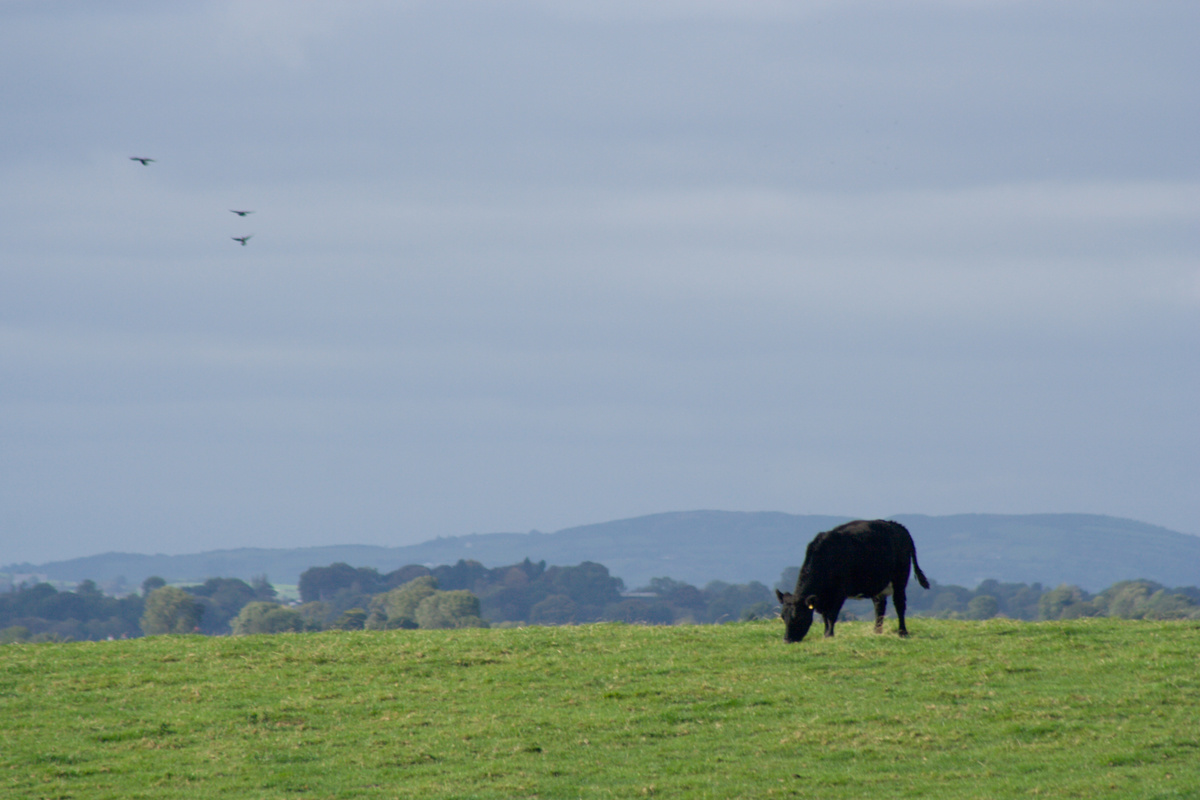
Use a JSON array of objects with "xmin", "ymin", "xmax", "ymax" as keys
[{"xmin": 2, "ymin": 618, "xmax": 1198, "ymax": 799}]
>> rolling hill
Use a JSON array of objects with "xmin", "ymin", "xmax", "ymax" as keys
[{"xmin": 5, "ymin": 511, "xmax": 1199, "ymax": 593}]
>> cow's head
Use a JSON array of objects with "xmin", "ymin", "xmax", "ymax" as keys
[{"xmin": 775, "ymin": 589, "xmax": 816, "ymax": 643}]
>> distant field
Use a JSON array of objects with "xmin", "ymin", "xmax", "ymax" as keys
[{"xmin": 3, "ymin": 619, "xmax": 1198, "ymax": 799}]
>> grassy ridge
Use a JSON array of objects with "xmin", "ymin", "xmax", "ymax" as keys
[{"xmin": 3, "ymin": 619, "xmax": 1199, "ymax": 799}]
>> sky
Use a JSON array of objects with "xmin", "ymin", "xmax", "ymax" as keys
[{"xmin": 2, "ymin": 0, "xmax": 1197, "ymax": 566}]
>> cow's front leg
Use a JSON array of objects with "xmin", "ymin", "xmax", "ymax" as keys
[
  {"xmin": 823, "ymin": 598, "xmax": 846, "ymax": 637},
  {"xmin": 872, "ymin": 595, "xmax": 888, "ymax": 633}
]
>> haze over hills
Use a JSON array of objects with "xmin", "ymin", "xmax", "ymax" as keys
[{"xmin": 4, "ymin": 512, "xmax": 1198, "ymax": 593}]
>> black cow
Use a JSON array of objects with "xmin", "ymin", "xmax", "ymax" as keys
[{"xmin": 775, "ymin": 519, "xmax": 929, "ymax": 643}]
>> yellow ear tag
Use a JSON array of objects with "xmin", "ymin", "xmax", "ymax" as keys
[{"xmin": 807, "ymin": 602, "xmax": 814, "ymax": 610}]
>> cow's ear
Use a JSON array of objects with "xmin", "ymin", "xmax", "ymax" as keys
[
  {"xmin": 805, "ymin": 595, "xmax": 818, "ymax": 610},
  {"xmin": 774, "ymin": 589, "xmax": 788, "ymax": 604}
]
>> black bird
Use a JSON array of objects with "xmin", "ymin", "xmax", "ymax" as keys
[
  {"xmin": 229, "ymin": 209, "xmax": 254, "ymax": 217},
  {"xmin": 129, "ymin": 157, "xmax": 155, "ymax": 165},
  {"xmin": 232, "ymin": 235, "xmax": 253, "ymax": 246}
]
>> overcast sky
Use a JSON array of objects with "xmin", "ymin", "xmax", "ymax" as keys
[{"xmin": 2, "ymin": 1, "xmax": 1197, "ymax": 566}]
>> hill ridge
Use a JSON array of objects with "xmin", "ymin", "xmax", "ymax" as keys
[{"xmin": 4, "ymin": 511, "xmax": 1198, "ymax": 592}]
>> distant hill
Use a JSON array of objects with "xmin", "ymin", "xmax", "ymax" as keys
[{"xmin": 4, "ymin": 512, "xmax": 1198, "ymax": 593}]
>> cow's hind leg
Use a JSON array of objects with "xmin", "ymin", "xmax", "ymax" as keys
[
  {"xmin": 872, "ymin": 595, "xmax": 888, "ymax": 633},
  {"xmin": 894, "ymin": 588, "xmax": 910, "ymax": 637}
]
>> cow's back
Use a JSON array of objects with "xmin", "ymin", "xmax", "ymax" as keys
[{"xmin": 799, "ymin": 520, "xmax": 912, "ymax": 599}]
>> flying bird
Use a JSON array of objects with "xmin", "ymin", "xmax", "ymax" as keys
[
  {"xmin": 129, "ymin": 157, "xmax": 155, "ymax": 165},
  {"xmin": 229, "ymin": 209, "xmax": 254, "ymax": 217},
  {"xmin": 232, "ymin": 235, "xmax": 253, "ymax": 246}
]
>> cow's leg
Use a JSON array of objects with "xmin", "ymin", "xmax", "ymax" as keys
[
  {"xmin": 894, "ymin": 588, "xmax": 909, "ymax": 637},
  {"xmin": 824, "ymin": 598, "xmax": 846, "ymax": 637},
  {"xmin": 872, "ymin": 595, "xmax": 888, "ymax": 633}
]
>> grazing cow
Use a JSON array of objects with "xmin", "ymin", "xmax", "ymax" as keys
[{"xmin": 775, "ymin": 519, "xmax": 929, "ymax": 643}]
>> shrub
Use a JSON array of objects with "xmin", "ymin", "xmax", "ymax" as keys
[
  {"xmin": 415, "ymin": 591, "xmax": 488, "ymax": 629},
  {"xmin": 370, "ymin": 576, "xmax": 439, "ymax": 629},
  {"xmin": 334, "ymin": 608, "xmax": 368, "ymax": 630},
  {"xmin": 141, "ymin": 587, "xmax": 203, "ymax": 635},
  {"xmin": 530, "ymin": 594, "xmax": 577, "ymax": 625},
  {"xmin": 966, "ymin": 595, "xmax": 999, "ymax": 620},
  {"xmin": 232, "ymin": 602, "xmax": 305, "ymax": 635}
]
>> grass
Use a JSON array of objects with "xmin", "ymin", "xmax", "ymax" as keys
[{"xmin": 2, "ymin": 618, "xmax": 1199, "ymax": 799}]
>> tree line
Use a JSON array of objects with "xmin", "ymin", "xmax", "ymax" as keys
[
  {"xmin": 3, "ymin": 558, "xmax": 1199, "ymax": 643},
  {"xmin": 807, "ymin": 574, "xmax": 1200, "ymax": 623},
  {"xmin": 292, "ymin": 559, "xmax": 778, "ymax": 631},
  {"xmin": 0, "ymin": 558, "xmax": 777, "ymax": 642}
]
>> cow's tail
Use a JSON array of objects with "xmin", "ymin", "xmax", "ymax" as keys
[
  {"xmin": 912, "ymin": 550, "xmax": 930, "ymax": 589},
  {"xmin": 897, "ymin": 522, "xmax": 931, "ymax": 589}
]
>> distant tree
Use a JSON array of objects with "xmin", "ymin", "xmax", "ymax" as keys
[
  {"xmin": 480, "ymin": 584, "xmax": 536, "ymax": 623},
  {"xmin": 298, "ymin": 563, "xmax": 385, "ymax": 603},
  {"xmin": 968, "ymin": 579, "xmax": 1041, "ymax": 620},
  {"xmin": 113, "ymin": 593, "xmax": 147, "ymax": 634},
  {"xmin": 319, "ymin": 586, "xmax": 377, "ymax": 620},
  {"xmin": 102, "ymin": 575, "xmax": 135, "ymax": 597},
  {"xmin": 384, "ymin": 564, "xmax": 432, "ymax": 589},
  {"xmin": 185, "ymin": 578, "xmax": 259, "ymax": 635},
  {"xmin": 0, "ymin": 581, "xmax": 143, "ymax": 641},
  {"xmin": 1, "ymin": 625, "xmax": 31, "ymax": 644},
  {"xmin": 370, "ymin": 576, "xmax": 439, "ymax": 629},
  {"xmin": 931, "ymin": 585, "xmax": 973, "ymax": 618},
  {"xmin": 296, "ymin": 602, "xmax": 333, "ymax": 630},
  {"xmin": 637, "ymin": 577, "xmax": 706, "ymax": 620},
  {"xmin": 1059, "ymin": 600, "xmax": 1101, "ymax": 619},
  {"xmin": 1139, "ymin": 590, "xmax": 1200, "ymax": 620},
  {"xmin": 40, "ymin": 589, "xmax": 89, "ymax": 621},
  {"xmin": 1005, "ymin": 583, "xmax": 1045, "ymax": 620},
  {"xmin": 1094, "ymin": 581, "xmax": 1152, "ymax": 618},
  {"xmin": 408, "ymin": 558, "xmax": 630, "ymax": 626},
  {"xmin": 967, "ymin": 595, "xmax": 1000, "ymax": 620},
  {"xmin": 739, "ymin": 601, "xmax": 774, "ymax": 621},
  {"xmin": 472, "ymin": 559, "xmax": 548, "ymax": 622},
  {"xmin": 364, "ymin": 607, "xmax": 388, "ymax": 630},
  {"xmin": 541, "ymin": 562, "xmax": 624, "ymax": 621},
  {"xmin": 5, "ymin": 583, "xmax": 59, "ymax": 619},
  {"xmin": 231, "ymin": 602, "xmax": 305, "ymax": 635},
  {"xmin": 503, "ymin": 559, "xmax": 546, "ymax": 586},
  {"xmin": 1171, "ymin": 585, "xmax": 1200, "ymax": 604},
  {"xmin": 251, "ymin": 575, "xmax": 278, "ymax": 601},
  {"xmin": 432, "ymin": 560, "xmax": 491, "ymax": 592},
  {"xmin": 415, "ymin": 590, "xmax": 488, "ymax": 629},
  {"xmin": 141, "ymin": 586, "xmax": 203, "ymax": 635},
  {"xmin": 1038, "ymin": 585, "xmax": 1091, "ymax": 620},
  {"xmin": 530, "ymin": 594, "xmax": 577, "ymax": 625},
  {"xmin": 333, "ymin": 608, "xmax": 368, "ymax": 630},
  {"xmin": 703, "ymin": 581, "xmax": 773, "ymax": 624},
  {"xmin": 1095, "ymin": 580, "xmax": 1200, "ymax": 620},
  {"xmin": 142, "ymin": 576, "xmax": 167, "ymax": 596}
]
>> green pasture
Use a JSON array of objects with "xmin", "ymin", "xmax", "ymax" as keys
[{"xmin": 2, "ymin": 618, "xmax": 1198, "ymax": 798}]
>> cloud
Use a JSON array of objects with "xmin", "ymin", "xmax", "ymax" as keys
[{"xmin": 216, "ymin": 0, "xmax": 363, "ymax": 70}]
